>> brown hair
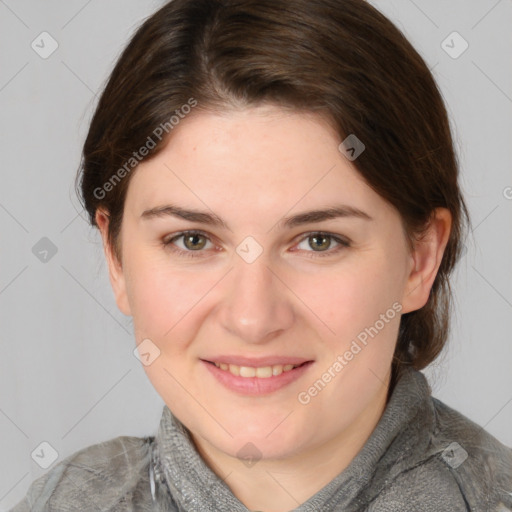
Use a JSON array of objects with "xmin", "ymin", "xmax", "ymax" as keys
[{"xmin": 76, "ymin": 0, "xmax": 471, "ymax": 391}]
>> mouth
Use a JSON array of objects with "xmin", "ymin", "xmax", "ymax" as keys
[
  {"xmin": 207, "ymin": 361, "xmax": 306, "ymax": 378},
  {"xmin": 201, "ymin": 357, "xmax": 314, "ymax": 395}
]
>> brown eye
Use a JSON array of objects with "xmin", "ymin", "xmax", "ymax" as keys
[
  {"xmin": 163, "ymin": 230, "xmax": 214, "ymax": 258},
  {"xmin": 308, "ymin": 234, "xmax": 332, "ymax": 251},
  {"xmin": 182, "ymin": 233, "xmax": 208, "ymax": 251},
  {"xmin": 295, "ymin": 232, "xmax": 350, "ymax": 258}
]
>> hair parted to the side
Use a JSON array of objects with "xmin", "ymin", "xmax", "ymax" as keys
[{"xmin": 76, "ymin": 0, "xmax": 472, "ymax": 393}]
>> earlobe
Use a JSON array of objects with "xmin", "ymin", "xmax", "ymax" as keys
[
  {"xmin": 401, "ymin": 208, "xmax": 452, "ymax": 314},
  {"xmin": 95, "ymin": 209, "xmax": 132, "ymax": 317}
]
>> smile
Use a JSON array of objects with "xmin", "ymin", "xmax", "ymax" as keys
[
  {"xmin": 211, "ymin": 362, "xmax": 302, "ymax": 378},
  {"xmin": 202, "ymin": 359, "xmax": 314, "ymax": 395}
]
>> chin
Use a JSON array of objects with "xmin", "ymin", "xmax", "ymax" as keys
[{"xmin": 191, "ymin": 412, "xmax": 312, "ymax": 461}]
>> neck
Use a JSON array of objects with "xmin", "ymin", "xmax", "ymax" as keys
[{"xmin": 191, "ymin": 374, "xmax": 391, "ymax": 512}]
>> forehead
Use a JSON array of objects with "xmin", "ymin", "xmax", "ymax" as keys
[{"xmin": 124, "ymin": 106, "xmax": 392, "ymax": 223}]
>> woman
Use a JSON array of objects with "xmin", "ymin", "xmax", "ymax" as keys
[{"xmin": 11, "ymin": 0, "xmax": 512, "ymax": 510}]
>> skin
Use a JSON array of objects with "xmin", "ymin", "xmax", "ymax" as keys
[{"xmin": 96, "ymin": 104, "xmax": 451, "ymax": 512}]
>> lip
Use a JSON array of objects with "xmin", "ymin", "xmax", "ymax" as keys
[{"xmin": 201, "ymin": 358, "xmax": 315, "ymax": 396}]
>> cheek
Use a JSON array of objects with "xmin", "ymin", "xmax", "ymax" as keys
[
  {"xmin": 304, "ymin": 256, "xmax": 401, "ymax": 341},
  {"xmin": 123, "ymin": 238, "xmax": 405, "ymax": 354},
  {"xmin": 124, "ymin": 255, "xmax": 223, "ymax": 353},
  {"xmin": 123, "ymin": 258, "xmax": 194, "ymax": 341}
]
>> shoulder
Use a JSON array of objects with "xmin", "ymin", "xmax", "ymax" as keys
[
  {"xmin": 430, "ymin": 396, "xmax": 512, "ymax": 509},
  {"xmin": 10, "ymin": 435, "xmax": 155, "ymax": 512},
  {"xmin": 368, "ymin": 456, "xmax": 469, "ymax": 511},
  {"xmin": 371, "ymin": 396, "xmax": 512, "ymax": 512}
]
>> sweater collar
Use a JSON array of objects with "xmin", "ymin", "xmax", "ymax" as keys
[{"xmin": 153, "ymin": 365, "xmax": 434, "ymax": 511}]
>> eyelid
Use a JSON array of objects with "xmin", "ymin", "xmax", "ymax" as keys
[
  {"xmin": 162, "ymin": 229, "xmax": 216, "ymax": 250},
  {"xmin": 292, "ymin": 231, "xmax": 351, "ymax": 258},
  {"xmin": 162, "ymin": 230, "xmax": 351, "ymax": 258}
]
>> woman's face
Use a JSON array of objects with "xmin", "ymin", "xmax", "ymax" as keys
[{"xmin": 100, "ymin": 105, "xmax": 430, "ymax": 462}]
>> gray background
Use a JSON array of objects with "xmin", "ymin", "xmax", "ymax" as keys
[{"xmin": 0, "ymin": 0, "xmax": 511, "ymax": 509}]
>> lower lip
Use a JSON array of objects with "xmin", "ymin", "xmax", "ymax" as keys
[{"xmin": 202, "ymin": 360, "xmax": 314, "ymax": 396}]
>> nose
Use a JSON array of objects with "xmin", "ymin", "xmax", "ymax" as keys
[{"xmin": 217, "ymin": 254, "xmax": 295, "ymax": 345}]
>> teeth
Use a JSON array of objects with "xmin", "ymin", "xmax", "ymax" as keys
[
  {"xmin": 229, "ymin": 364, "xmax": 240, "ymax": 376},
  {"xmin": 213, "ymin": 362, "xmax": 301, "ymax": 378},
  {"xmin": 272, "ymin": 365, "xmax": 283, "ymax": 376},
  {"xmin": 256, "ymin": 366, "xmax": 272, "ymax": 378},
  {"xmin": 240, "ymin": 366, "xmax": 256, "ymax": 377}
]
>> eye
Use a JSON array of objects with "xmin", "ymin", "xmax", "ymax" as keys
[
  {"xmin": 162, "ymin": 230, "xmax": 350, "ymax": 259},
  {"xmin": 294, "ymin": 232, "xmax": 350, "ymax": 258},
  {"xmin": 162, "ymin": 230, "xmax": 214, "ymax": 258}
]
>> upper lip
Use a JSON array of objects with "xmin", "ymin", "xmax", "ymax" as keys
[{"xmin": 202, "ymin": 355, "xmax": 314, "ymax": 367}]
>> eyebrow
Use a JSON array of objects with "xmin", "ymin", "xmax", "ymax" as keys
[{"xmin": 140, "ymin": 203, "xmax": 373, "ymax": 230}]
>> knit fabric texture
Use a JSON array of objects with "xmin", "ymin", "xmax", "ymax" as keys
[{"xmin": 10, "ymin": 366, "xmax": 512, "ymax": 511}]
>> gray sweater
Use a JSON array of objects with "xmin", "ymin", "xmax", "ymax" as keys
[{"xmin": 10, "ymin": 366, "xmax": 512, "ymax": 511}]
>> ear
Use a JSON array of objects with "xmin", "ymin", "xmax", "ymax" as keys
[
  {"xmin": 95, "ymin": 208, "xmax": 132, "ymax": 316},
  {"xmin": 401, "ymin": 207, "xmax": 452, "ymax": 314}
]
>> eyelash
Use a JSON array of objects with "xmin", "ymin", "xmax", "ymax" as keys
[{"xmin": 161, "ymin": 230, "xmax": 351, "ymax": 259}]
